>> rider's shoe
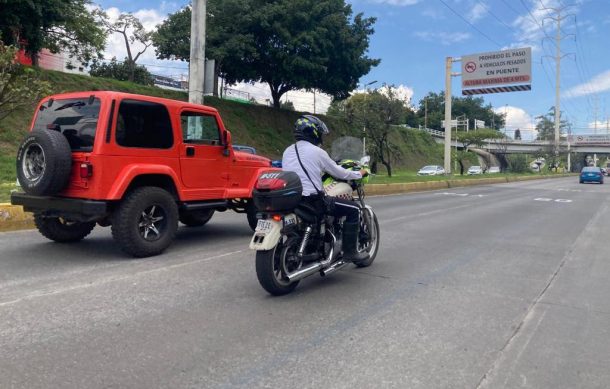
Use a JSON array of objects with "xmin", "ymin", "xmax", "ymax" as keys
[{"xmin": 342, "ymin": 222, "xmax": 370, "ymax": 263}]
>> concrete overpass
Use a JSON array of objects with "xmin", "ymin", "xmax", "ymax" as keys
[{"xmin": 418, "ymin": 127, "xmax": 610, "ymax": 154}]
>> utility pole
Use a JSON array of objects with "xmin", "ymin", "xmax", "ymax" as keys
[
  {"xmin": 424, "ymin": 98, "xmax": 428, "ymax": 130},
  {"xmin": 444, "ymin": 57, "xmax": 461, "ymax": 174},
  {"xmin": 188, "ymin": 0, "xmax": 206, "ymax": 104},
  {"xmin": 542, "ymin": 4, "xmax": 574, "ymax": 158}
]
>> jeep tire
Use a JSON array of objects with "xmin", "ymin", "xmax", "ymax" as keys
[
  {"xmin": 179, "ymin": 209, "xmax": 214, "ymax": 227},
  {"xmin": 34, "ymin": 215, "xmax": 96, "ymax": 242},
  {"xmin": 17, "ymin": 130, "xmax": 72, "ymax": 196},
  {"xmin": 112, "ymin": 187, "xmax": 179, "ymax": 257}
]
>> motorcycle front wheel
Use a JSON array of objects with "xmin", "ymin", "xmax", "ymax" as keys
[{"xmin": 255, "ymin": 238, "xmax": 301, "ymax": 296}]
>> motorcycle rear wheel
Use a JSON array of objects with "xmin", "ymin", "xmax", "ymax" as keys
[{"xmin": 255, "ymin": 239, "xmax": 301, "ymax": 296}]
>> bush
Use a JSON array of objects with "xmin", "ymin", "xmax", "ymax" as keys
[
  {"xmin": 507, "ymin": 154, "xmax": 528, "ymax": 173},
  {"xmin": 89, "ymin": 57, "xmax": 154, "ymax": 86}
]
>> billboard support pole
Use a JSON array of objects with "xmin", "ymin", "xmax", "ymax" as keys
[{"xmin": 444, "ymin": 57, "xmax": 453, "ymax": 174}]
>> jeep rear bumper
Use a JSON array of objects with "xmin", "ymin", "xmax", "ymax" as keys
[{"xmin": 11, "ymin": 192, "xmax": 109, "ymax": 222}]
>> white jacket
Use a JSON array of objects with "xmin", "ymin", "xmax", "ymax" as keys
[{"xmin": 282, "ymin": 141, "xmax": 362, "ymax": 196}]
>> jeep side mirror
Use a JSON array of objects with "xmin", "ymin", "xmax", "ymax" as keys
[{"xmin": 223, "ymin": 130, "xmax": 232, "ymax": 156}]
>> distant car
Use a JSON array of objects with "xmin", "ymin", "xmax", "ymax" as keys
[
  {"xmin": 233, "ymin": 145, "xmax": 257, "ymax": 154},
  {"xmin": 467, "ymin": 166, "xmax": 483, "ymax": 175},
  {"xmin": 417, "ymin": 165, "xmax": 445, "ymax": 176},
  {"xmin": 487, "ymin": 166, "xmax": 500, "ymax": 174},
  {"xmin": 580, "ymin": 166, "xmax": 604, "ymax": 184}
]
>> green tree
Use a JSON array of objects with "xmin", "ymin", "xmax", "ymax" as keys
[
  {"xmin": 89, "ymin": 57, "xmax": 154, "ymax": 86},
  {"xmin": 98, "ymin": 13, "xmax": 153, "ymax": 83},
  {"xmin": 341, "ymin": 87, "xmax": 412, "ymax": 176},
  {"xmin": 0, "ymin": 42, "xmax": 51, "ymax": 121},
  {"xmin": 416, "ymin": 92, "xmax": 505, "ymax": 130},
  {"xmin": 0, "ymin": 0, "xmax": 106, "ymax": 66},
  {"xmin": 535, "ymin": 107, "xmax": 569, "ymax": 141},
  {"xmin": 455, "ymin": 129, "xmax": 504, "ymax": 175},
  {"xmin": 153, "ymin": 0, "xmax": 379, "ymax": 107}
]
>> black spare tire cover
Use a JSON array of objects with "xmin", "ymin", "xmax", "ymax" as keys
[{"xmin": 16, "ymin": 130, "xmax": 72, "ymax": 195}]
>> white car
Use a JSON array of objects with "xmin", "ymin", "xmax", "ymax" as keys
[
  {"xmin": 467, "ymin": 166, "xmax": 483, "ymax": 175},
  {"xmin": 417, "ymin": 165, "xmax": 445, "ymax": 176},
  {"xmin": 487, "ymin": 166, "xmax": 500, "ymax": 174}
]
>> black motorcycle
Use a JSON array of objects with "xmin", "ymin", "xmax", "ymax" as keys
[{"xmin": 249, "ymin": 137, "xmax": 380, "ymax": 295}]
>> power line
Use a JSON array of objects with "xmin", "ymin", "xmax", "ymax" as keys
[
  {"xmin": 437, "ymin": 0, "xmax": 503, "ymax": 47},
  {"xmin": 476, "ymin": 0, "xmax": 516, "ymax": 33}
]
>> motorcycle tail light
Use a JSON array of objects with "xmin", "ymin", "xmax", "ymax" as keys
[
  {"xmin": 272, "ymin": 214, "xmax": 282, "ymax": 222},
  {"xmin": 80, "ymin": 162, "xmax": 93, "ymax": 178}
]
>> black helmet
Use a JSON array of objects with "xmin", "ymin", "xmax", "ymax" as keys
[{"xmin": 294, "ymin": 115, "xmax": 329, "ymax": 145}]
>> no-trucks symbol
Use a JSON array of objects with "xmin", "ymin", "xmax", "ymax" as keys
[{"xmin": 465, "ymin": 62, "xmax": 477, "ymax": 73}]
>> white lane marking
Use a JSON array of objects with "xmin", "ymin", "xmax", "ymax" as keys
[
  {"xmin": 0, "ymin": 250, "xmax": 245, "ymax": 307},
  {"xmin": 534, "ymin": 198, "xmax": 572, "ymax": 203},
  {"xmin": 436, "ymin": 192, "xmax": 485, "ymax": 197}
]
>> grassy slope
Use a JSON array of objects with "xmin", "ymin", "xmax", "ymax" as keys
[{"xmin": 0, "ymin": 68, "xmax": 442, "ymax": 183}]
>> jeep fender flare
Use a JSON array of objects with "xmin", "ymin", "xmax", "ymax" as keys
[{"xmin": 107, "ymin": 164, "xmax": 182, "ymax": 200}]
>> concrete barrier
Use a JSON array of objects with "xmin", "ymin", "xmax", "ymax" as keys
[
  {"xmin": 0, "ymin": 203, "xmax": 34, "ymax": 232},
  {"xmin": 0, "ymin": 174, "xmax": 575, "ymax": 232}
]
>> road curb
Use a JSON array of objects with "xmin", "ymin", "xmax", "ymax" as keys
[
  {"xmin": 365, "ymin": 174, "xmax": 573, "ymax": 196},
  {"xmin": 0, "ymin": 203, "xmax": 35, "ymax": 232},
  {"xmin": 0, "ymin": 174, "xmax": 574, "ymax": 233}
]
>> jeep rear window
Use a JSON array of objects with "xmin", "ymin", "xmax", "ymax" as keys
[
  {"xmin": 33, "ymin": 97, "xmax": 101, "ymax": 151},
  {"xmin": 116, "ymin": 100, "xmax": 173, "ymax": 149}
]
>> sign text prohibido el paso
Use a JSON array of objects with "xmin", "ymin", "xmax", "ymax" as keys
[{"xmin": 461, "ymin": 47, "xmax": 532, "ymax": 95}]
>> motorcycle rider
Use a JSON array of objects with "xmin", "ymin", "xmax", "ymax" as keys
[{"xmin": 282, "ymin": 115, "xmax": 369, "ymax": 262}]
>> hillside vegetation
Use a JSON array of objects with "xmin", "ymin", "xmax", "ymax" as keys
[{"xmin": 0, "ymin": 68, "xmax": 443, "ymax": 182}]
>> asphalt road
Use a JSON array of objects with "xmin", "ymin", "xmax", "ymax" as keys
[{"xmin": 1, "ymin": 176, "xmax": 609, "ymax": 388}]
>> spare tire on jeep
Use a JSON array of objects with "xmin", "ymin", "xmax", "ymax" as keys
[{"xmin": 16, "ymin": 129, "xmax": 72, "ymax": 196}]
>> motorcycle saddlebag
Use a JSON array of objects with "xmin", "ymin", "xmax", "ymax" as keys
[{"xmin": 253, "ymin": 171, "xmax": 302, "ymax": 212}]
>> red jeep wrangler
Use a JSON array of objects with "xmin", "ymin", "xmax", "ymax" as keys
[{"xmin": 11, "ymin": 91, "xmax": 273, "ymax": 257}]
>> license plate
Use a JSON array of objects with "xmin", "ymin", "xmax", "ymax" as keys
[{"xmin": 256, "ymin": 219, "xmax": 274, "ymax": 233}]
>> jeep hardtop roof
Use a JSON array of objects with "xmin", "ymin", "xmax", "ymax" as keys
[{"xmin": 37, "ymin": 91, "xmax": 219, "ymax": 114}]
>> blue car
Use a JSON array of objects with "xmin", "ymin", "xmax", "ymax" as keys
[{"xmin": 580, "ymin": 166, "xmax": 604, "ymax": 184}]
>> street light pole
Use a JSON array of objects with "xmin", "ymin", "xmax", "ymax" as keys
[
  {"xmin": 362, "ymin": 80, "xmax": 378, "ymax": 157},
  {"xmin": 188, "ymin": 0, "xmax": 207, "ymax": 104}
]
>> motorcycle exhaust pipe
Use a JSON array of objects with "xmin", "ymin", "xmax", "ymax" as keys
[
  {"xmin": 286, "ymin": 229, "xmax": 339, "ymax": 282},
  {"xmin": 321, "ymin": 260, "xmax": 349, "ymax": 277},
  {"xmin": 286, "ymin": 262, "xmax": 323, "ymax": 282}
]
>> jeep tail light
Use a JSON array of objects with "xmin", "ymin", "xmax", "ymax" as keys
[
  {"xmin": 80, "ymin": 162, "xmax": 93, "ymax": 178},
  {"xmin": 255, "ymin": 177, "xmax": 286, "ymax": 191}
]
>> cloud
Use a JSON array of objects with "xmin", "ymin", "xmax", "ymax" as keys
[
  {"xmin": 564, "ymin": 70, "xmax": 610, "ymax": 98},
  {"xmin": 467, "ymin": 3, "xmax": 487, "ymax": 23},
  {"xmin": 367, "ymin": 0, "xmax": 420, "ymax": 5},
  {"xmin": 414, "ymin": 31, "xmax": 471, "ymax": 45},
  {"xmin": 229, "ymin": 82, "xmax": 333, "ymax": 114},
  {"xmin": 494, "ymin": 106, "xmax": 537, "ymax": 140},
  {"xmin": 422, "ymin": 8, "xmax": 444, "ymax": 19},
  {"xmin": 588, "ymin": 121, "xmax": 610, "ymax": 131}
]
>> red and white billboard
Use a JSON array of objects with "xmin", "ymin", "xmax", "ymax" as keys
[{"xmin": 461, "ymin": 47, "xmax": 532, "ymax": 95}]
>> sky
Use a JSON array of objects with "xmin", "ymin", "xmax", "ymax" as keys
[{"xmin": 93, "ymin": 0, "xmax": 610, "ymax": 140}]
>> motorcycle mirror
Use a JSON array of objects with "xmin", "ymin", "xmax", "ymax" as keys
[{"xmin": 360, "ymin": 156, "xmax": 371, "ymax": 165}]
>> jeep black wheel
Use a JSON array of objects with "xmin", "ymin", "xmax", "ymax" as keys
[
  {"xmin": 179, "ymin": 209, "xmax": 215, "ymax": 227},
  {"xmin": 111, "ymin": 187, "xmax": 178, "ymax": 257},
  {"xmin": 16, "ymin": 130, "xmax": 72, "ymax": 195},
  {"xmin": 34, "ymin": 215, "xmax": 96, "ymax": 243}
]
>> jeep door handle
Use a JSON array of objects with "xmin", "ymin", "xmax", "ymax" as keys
[{"xmin": 186, "ymin": 146, "xmax": 195, "ymax": 157}]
